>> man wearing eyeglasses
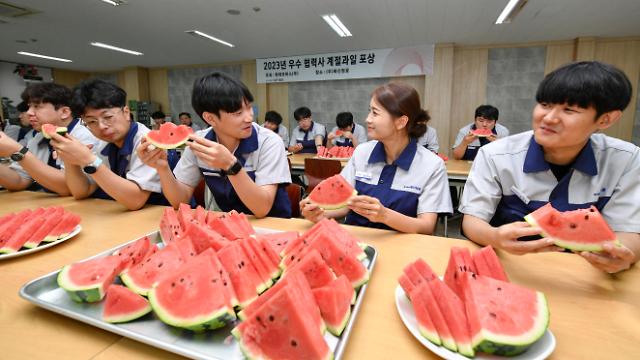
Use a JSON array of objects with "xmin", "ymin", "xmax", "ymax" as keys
[
  {"xmin": 48, "ymin": 79, "xmax": 168, "ymax": 210},
  {"xmin": 288, "ymin": 106, "xmax": 326, "ymax": 154},
  {"xmin": 452, "ymin": 105, "xmax": 509, "ymax": 161},
  {"xmin": 0, "ymin": 83, "xmax": 98, "ymax": 194}
]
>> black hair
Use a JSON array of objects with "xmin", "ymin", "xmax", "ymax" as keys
[
  {"xmin": 293, "ymin": 106, "xmax": 312, "ymax": 121},
  {"xmin": 151, "ymin": 111, "xmax": 166, "ymax": 120},
  {"xmin": 178, "ymin": 112, "xmax": 191, "ymax": 118},
  {"xmin": 536, "ymin": 61, "xmax": 632, "ymax": 118},
  {"xmin": 474, "ymin": 105, "xmax": 499, "ymax": 121},
  {"xmin": 264, "ymin": 110, "xmax": 283, "ymax": 125},
  {"xmin": 372, "ymin": 83, "xmax": 430, "ymax": 139},
  {"xmin": 336, "ymin": 112, "xmax": 354, "ymax": 129},
  {"xmin": 21, "ymin": 82, "xmax": 72, "ymax": 110},
  {"xmin": 70, "ymin": 79, "xmax": 126, "ymax": 117},
  {"xmin": 16, "ymin": 101, "xmax": 29, "ymax": 113},
  {"xmin": 191, "ymin": 72, "xmax": 254, "ymax": 119}
]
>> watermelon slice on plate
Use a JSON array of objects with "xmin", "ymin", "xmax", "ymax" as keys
[
  {"xmin": 41, "ymin": 123, "xmax": 68, "ymax": 139},
  {"xmin": 307, "ymin": 174, "xmax": 357, "ymax": 210},
  {"xmin": 524, "ymin": 203, "xmax": 619, "ymax": 252},
  {"xmin": 471, "ymin": 128, "xmax": 493, "ymax": 137},
  {"xmin": 312, "ymin": 275, "xmax": 354, "ymax": 336},
  {"xmin": 57, "ymin": 255, "xmax": 122, "ymax": 302},
  {"xmin": 145, "ymin": 122, "xmax": 193, "ymax": 149},
  {"xmin": 103, "ymin": 284, "xmax": 152, "ymax": 323}
]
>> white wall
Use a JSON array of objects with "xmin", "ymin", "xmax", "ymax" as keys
[{"xmin": 0, "ymin": 61, "xmax": 54, "ymax": 105}]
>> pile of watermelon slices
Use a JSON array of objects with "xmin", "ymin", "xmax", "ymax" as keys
[
  {"xmin": 317, "ymin": 146, "xmax": 354, "ymax": 159},
  {"xmin": 399, "ymin": 246, "xmax": 549, "ymax": 358},
  {"xmin": 57, "ymin": 204, "xmax": 371, "ymax": 360},
  {"xmin": 0, "ymin": 206, "xmax": 81, "ymax": 254}
]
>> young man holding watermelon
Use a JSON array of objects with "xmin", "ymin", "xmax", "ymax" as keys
[
  {"xmin": 452, "ymin": 105, "xmax": 509, "ymax": 160},
  {"xmin": 48, "ymin": 79, "xmax": 168, "ymax": 210},
  {"xmin": 288, "ymin": 106, "xmax": 326, "ymax": 154},
  {"xmin": 137, "ymin": 72, "xmax": 292, "ymax": 218},
  {"xmin": 327, "ymin": 112, "xmax": 368, "ymax": 149},
  {"xmin": 0, "ymin": 83, "xmax": 98, "ymax": 195},
  {"xmin": 460, "ymin": 61, "xmax": 640, "ymax": 274}
]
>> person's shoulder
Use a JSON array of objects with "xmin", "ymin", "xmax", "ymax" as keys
[
  {"xmin": 481, "ymin": 131, "xmax": 532, "ymax": 156},
  {"xmin": 414, "ymin": 144, "xmax": 444, "ymax": 167},
  {"xmin": 590, "ymin": 133, "xmax": 640, "ymax": 157},
  {"xmin": 496, "ymin": 123, "xmax": 510, "ymax": 135},
  {"xmin": 352, "ymin": 140, "xmax": 377, "ymax": 158},
  {"xmin": 193, "ymin": 127, "xmax": 211, "ymax": 137},
  {"xmin": 458, "ymin": 123, "xmax": 473, "ymax": 133}
]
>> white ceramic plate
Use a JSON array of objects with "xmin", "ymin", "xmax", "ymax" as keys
[
  {"xmin": 0, "ymin": 225, "xmax": 82, "ymax": 260},
  {"xmin": 394, "ymin": 285, "xmax": 556, "ymax": 360}
]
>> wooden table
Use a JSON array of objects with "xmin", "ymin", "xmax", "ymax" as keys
[{"xmin": 1, "ymin": 191, "xmax": 639, "ymax": 359}]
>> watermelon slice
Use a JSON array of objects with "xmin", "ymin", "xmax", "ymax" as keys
[
  {"xmin": 461, "ymin": 273, "xmax": 549, "ymax": 356},
  {"xmin": 194, "ymin": 205, "xmax": 207, "ymax": 224},
  {"xmin": 103, "ymin": 285, "xmax": 152, "ymax": 323},
  {"xmin": 472, "ymin": 246, "xmax": 509, "ymax": 282},
  {"xmin": 120, "ymin": 242, "xmax": 185, "ymax": 296},
  {"xmin": 177, "ymin": 203, "xmax": 195, "ymax": 230},
  {"xmin": 183, "ymin": 222, "xmax": 229, "ymax": 253},
  {"xmin": 159, "ymin": 207, "xmax": 182, "ymax": 244},
  {"xmin": 334, "ymin": 130, "xmax": 344, "ymax": 137},
  {"xmin": 207, "ymin": 213, "xmax": 250, "ymax": 240},
  {"xmin": 257, "ymin": 231, "xmax": 299, "ymax": 255},
  {"xmin": 407, "ymin": 284, "xmax": 442, "ymax": 346},
  {"xmin": 45, "ymin": 212, "xmax": 81, "ymax": 242},
  {"xmin": 57, "ymin": 255, "xmax": 122, "ymax": 302},
  {"xmin": 524, "ymin": 203, "xmax": 619, "ymax": 251},
  {"xmin": 239, "ymin": 239, "xmax": 274, "ymax": 289},
  {"xmin": 217, "ymin": 242, "xmax": 264, "ymax": 308},
  {"xmin": 197, "ymin": 248, "xmax": 239, "ymax": 308},
  {"xmin": 429, "ymin": 278, "xmax": 475, "ymax": 357},
  {"xmin": 0, "ymin": 209, "xmax": 33, "ymax": 245},
  {"xmin": 471, "ymin": 128, "xmax": 493, "ymax": 137},
  {"xmin": 437, "ymin": 153, "xmax": 449, "ymax": 162},
  {"xmin": 41, "ymin": 123, "xmax": 68, "ymax": 139},
  {"xmin": 246, "ymin": 236, "xmax": 281, "ymax": 280},
  {"xmin": 111, "ymin": 236, "xmax": 153, "ymax": 273},
  {"xmin": 23, "ymin": 207, "xmax": 65, "ymax": 248},
  {"xmin": 311, "ymin": 275, "xmax": 353, "ymax": 336},
  {"xmin": 307, "ymin": 174, "xmax": 357, "ymax": 210},
  {"xmin": 149, "ymin": 254, "xmax": 236, "ymax": 331},
  {"xmin": 0, "ymin": 215, "xmax": 47, "ymax": 253},
  {"xmin": 443, "ymin": 247, "xmax": 477, "ymax": 298},
  {"xmin": 283, "ymin": 248, "xmax": 335, "ymax": 289},
  {"xmin": 145, "ymin": 122, "xmax": 193, "ymax": 149},
  {"xmin": 410, "ymin": 282, "xmax": 457, "ymax": 352}
]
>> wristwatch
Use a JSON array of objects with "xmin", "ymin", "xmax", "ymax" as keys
[
  {"xmin": 10, "ymin": 146, "xmax": 29, "ymax": 162},
  {"xmin": 224, "ymin": 159, "xmax": 243, "ymax": 176},
  {"xmin": 82, "ymin": 157, "xmax": 103, "ymax": 174}
]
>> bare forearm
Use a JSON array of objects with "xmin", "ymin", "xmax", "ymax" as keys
[
  {"xmin": 452, "ymin": 143, "xmax": 468, "ymax": 160},
  {"xmin": 90, "ymin": 166, "xmax": 151, "ymax": 210},
  {"xmin": 462, "ymin": 215, "xmax": 497, "ymax": 246},
  {"xmin": 617, "ymin": 232, "xmax": 640, "ymax": 264},
  {"xmin": 65, "ymin": 165, "xmax": 94, "ymax": 199},
  {"xmin": 228, "ymin": 171, "xmax": 277, "ymax": 218},
  {"xmin": 383, "ymin": 210, "xmax": 437, "ymax": 234},
  {"xmin": 20, "ymin": 154, "xmax": 70, "ymax": 195},
  {"xmin": 0, "ymin": 166, "xmax": 32, "ymax": 191},
  {"xmin": 157, "ymin": 165, "xmax": 194, "ymax": 208}
]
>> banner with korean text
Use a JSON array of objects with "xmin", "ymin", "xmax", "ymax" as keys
[{"xmin": 256, "ymin": 45, "xmax": 434, "ymax": 84}]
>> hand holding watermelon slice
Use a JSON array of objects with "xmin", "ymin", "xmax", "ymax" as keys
[
  {"xmin": 307, "ymin": 175, "xmax": 357, "ymax": 210},
  {"xmin": 145, "ymin": 122, "xmax": 193, "ymax": 149},
  {"xmin": 470, "ymin": 128, "xmax": 493, "ymax": 137}
]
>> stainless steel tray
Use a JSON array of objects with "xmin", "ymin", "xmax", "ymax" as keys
[{"xmin": 19, "ymin": 227, "xmax": 378, "ymax": 360}]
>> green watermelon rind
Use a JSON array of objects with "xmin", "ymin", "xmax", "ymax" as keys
[
  {"xmin": 524, "ymin": 214, "xmax": 620, "ymax": 252},
  {"xmin": 231, "ymin": 327, "xmax": 334, "ymax": 360},
  {"xmin": 472, "ymin": 291, "xmax": 549, "ymax": 356},
  {"xmin": 148, "ymin": 286, "xmax": 236, "ymax": 332},
  {"xmin": 119, "ymin": 271, "xmax": 152, "ymax": 296},
  {"xmin": 42, "ymin": 126, "xmax": 68, "ymax": 139},
  {"xmin": 145, "ymin": 134, "xmax": 190, "ymax": 150},
  {"xmin": 325, "ymin": 306, "xmax": 351, "ymax": 337},
  {"xmin": 310, "ymin": 189, "xmax": 358, "ymax": 210},
  {"xmin": 56, "ymin": 265, "xmax": 107, "ymax": 303},
  {"xmin": 103, "ymin": 303, "xmax": 153, "ymax": 324}
]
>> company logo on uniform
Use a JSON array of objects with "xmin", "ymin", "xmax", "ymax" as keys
[
  {"xmin": 593, "ymin": 187, "xmax": 607, "ymax": 197},
  {"xmin": 403, "ymin": 185, "xmax": 422, "ymax": 191}
]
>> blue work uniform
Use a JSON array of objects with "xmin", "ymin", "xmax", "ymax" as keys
[
  {"xmin": 330, "ymin": 123, "xmax": 368, "ymax": 148},
  {"xmin": 290, "ymin": 122, "xmax": 326, "ymax": 154},
  {"xmin": 452, "ymin": 123, "xmax": 509, "ymax": 161}
]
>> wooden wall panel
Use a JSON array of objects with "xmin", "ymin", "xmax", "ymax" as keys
[
  {"xmin": 148, "ymin": 68, "xmax": 170, "ymax": 113},
  {"xmin": 241, "ymin": 62, "xmax": 267, "ymax": 122},
  {"xmin": 544, "ymin": 42, "xmax": 575, "ymax": 75},
  {"xmin": 424, "ymin": 44, "xmax": 454, "ymax": 153},
  {"xmin": 52, "ymin": 69, "xmax": 90, "ymax": 88},
  {"xmin": 267, "ymin": 83, "xmax": 290, "ymax": 128}
]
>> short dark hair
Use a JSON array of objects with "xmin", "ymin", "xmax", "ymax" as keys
[
  {"xmin": 21, "ymin": 83, "xmax": 72, "ymax": 110},
  {"xmin": 264, "ymin": 110, "xmax": 283, "ymax": 125},
  {"xmin": 474, "ymin": 105, "xmax": 499, "ymax": 121},
  {"xmin": 70, "ymin": 79, "xmax": 126, "ymax": 117},
  {"xmin": 191, "ymin": 72, "xmax": 254, "ymax": 119},
  {"xmin": 178, "ymin": 112, "xmax": 191, "ymax": 118},
  {"xmin": 336, "ymin": 112, "xmax": 354, "ymax": 129},
  {"xmin": 16, "ymin": 101, "xmax": 29, "ymax": 113},
  {"xmin": 293, "ymin": 106, "xmax": 312, "ymax": 121},
  {"xmin": 151, "ymin": 111, "xmax": 165, "ymax": 120},
  {"xmin": 372, "ymin": 83, "xmax": 430, "ymax": 139},
  {"xmin": 536, "ymin": 61, "xmax": 632, "ymax": 118}
]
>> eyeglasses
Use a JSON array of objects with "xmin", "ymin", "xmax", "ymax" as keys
[{"xmin": 82, "ymin": 108, "xmax": 124, "ymax": 130}]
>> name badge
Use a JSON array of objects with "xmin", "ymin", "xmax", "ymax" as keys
[{"xmin": 355, "ymin": 171, "xmax": 372, "ymax": 181}]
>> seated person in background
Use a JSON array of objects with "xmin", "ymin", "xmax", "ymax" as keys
[
  {"xmin": 50, "ymin": 79, "xmax": 169, "ymax": 210},
  {"xmin": 4, "ymin": 102, "xmax": 36, "ymax": 146},
  {"xmin": 300, "ymin": 82, "xmax": 452, "ymax": 234},
  {"xmin": 262, "ymin": 110, "xmax": 289, "ymax": 148},
  {"xmin": 288, "ymin": 106, "xmax": 326, "ymax": 154},
  {"xmin": 416, "ymin": 125, "xmax": 440, "ymax": 153},
  {"xmin": 460, "ymin": 61, "xmax": 640, "ymax": 274},
  {"xmin": 178, "ymin": 112, "xmax": 203, "ymax": 132},
  {"xmin": 452, "ymin": 104, "xmax": 509, "ymax": 160},
  {"xmin": 137, "ymin": 72, "xmax": 292, "ymax": 218},
  {"xmin": 151, "ymin": 111, "xmax": 166, "ymax": 130},
  {"xmin": 0, "ymin": 83, "xmax": 98, "ymax": 194},
  {"xmin": 327, "ymin": 112, "xmax": 367, "ymax": 149}
]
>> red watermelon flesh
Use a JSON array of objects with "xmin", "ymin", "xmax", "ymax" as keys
[
  {"xmin": 444, "ymin": 247, "xmax": 476, "ymax": 299},
  {"xmin": 0, "ymin": 209, "xmax": 33, "ymax": 244},
  {"xmin": 284, "ymin": 248, "xmax": 335, "ymax": 289},
  {"xmin": 473, "ymin": 246, "xmax": 509, "ymax": 282},
  {"xmin": 232, "ymin": 284, "xmax": 330, "ymax": 360},
  {"xmin": 429, "ymin": 278, "xmax": 475, "ymax": 357},
  {"xmin": 145, "ymin": 122, "xmax": 193, "ymax": 149},
  {"xmin": 197, "ymin": 248, "xmax": 239, "ymax": 308},
  {"xmin": 120, "ymin": 242, "xmax": 185, "ymax": 296},
  {"xmin": 57, "ymin": 255, "xmax": 122, "ymax": 302},
  {"xmin": 524, "ymin": 203, "xmax": 618, "ymax": 252},
  {"xmin": 183, "ymin": 222, "xmax": 229, "ymax": 253},
  {"xmin": 411, "ymin": 282, "xmax": 457, "ymax": 352},
  {"xmin": 149, "ymin": 254, "xmax": 236, "ymax": 331},
  {"xmin": 308, "ymin": 174, "xmax": 357, "ymax": 210},
  {"xmin": 103, "ymin": 284, "xmax": 152, "ymax": 323},
  {"xmin": 46, "ymin": 212, "xmax": 81, "ymax": 241},
  {"xmin": 239, "ymin": 239, "xmax": 274, "ymax": 289},
  {"xmin": 258, "ymin": 231, "xmax": 298, "ymax": 255},
  {"xmin": 472, "ymin": 128, "xmax": 493, "ymax": 137},
  {"xmin": 177, "ymin": 203, "xmax": 195, "ymax": 231},
  {"xmin": 23, "ymin": 207, "xmax": 65, "ymax": 248},
  {"xmin": 247, "ymin": 236, "xmax": 281, "ymax": 279},
  {"xmin": 112, "ymin": 236, "xmax": 152, "ymax": 273},
  {"xmin": 207, "ymin": 214, "xmax": 247, "ymax": 240},
  {"xmin": 461, "ymin": 273, "xmax": 549, "ymax": 356},
  {"xmin": 312, "ymin": 275, "xmax": 353, "ymax": 336},
  {"xmin": 408, "ymin": 284, "xmax": 442, "ymax": 346},
  {"xmin": 159, "ymin": 207, "xmax": 182, "ymax": 244},
  {"xmin": 304, "ymin": 231, "xmax": 369, "ymax": 288},
  {"xmin": 318, "ymin": 219, "xmax": 366, "ymax": 260},
  {"xmin": 0, "ymin": 212, "xmax": 17, "ymax": 225},
  {"xmin": 228, "ymin": 211, "xmax": 255, "ymax": 236},
  {"xmin": 398, "ymin": 273, "xmax": 416, "ymax": 297},
  {"xmin": 0, "ymin": 215, "xmax": 47, "ymax": 253},
  {"xmin": 217, "ymin": 242, "xmax": 264, "ymax": 308},
  {"xmin": 41, "ymin": 123, "xmax": 68, "ymax": 139},
  {"xmin": 282, "ymin": 220, "xmax": 324, "ymax": 257},
  {"xmin": 194, "ymin": 205, "xmax": 207, "ymax": 224},
  {"xmin": 175, "ymin": 236, "xmax": 198, "ymax": 260}
]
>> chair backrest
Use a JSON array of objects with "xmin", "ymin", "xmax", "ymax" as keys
[
  {"xmin": 304, "ymin": 158, "xmax": 342, "ymax": 193},
  {"xmin": 193, "ymin": 179, "xmax": 206, "ymax": 207},
  {"xmin": 285, "ymin": 183, "xmax": 304, "ymax": 218}
]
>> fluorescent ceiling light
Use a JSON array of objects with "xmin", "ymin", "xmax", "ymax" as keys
[
  {"xmin": 185, "ymin": 30, "xmax": 235, "ymax": 48},
  {"xmin": 99, "ymin": 0, "xmax": 126, "ymax": 6},
  {"xmin": 322, "ymin": 14, "xmax": 352, "ymax": 37},
  {"xmin": 17, "ymin": 51, "xmax": 72, "ymax": 63},
  {"xmin": 495, "ymin": 0, "xmax": 528, "ymax": 24},
  {"xmin": 90, "ymin": 42, "xmax": 143, "ymax": 55}
]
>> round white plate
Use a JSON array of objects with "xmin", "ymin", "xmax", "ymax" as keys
[
  {"xmin": 394, "ymin": 285, "xmax": 556, "ymax": 360},
  {"xmin": 0, "ymin": 225, "xmax": 82, "ymax": 260}
]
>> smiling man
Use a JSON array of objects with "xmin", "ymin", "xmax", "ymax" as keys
[
  {"xmin": 460, "ymin": 61, "xmax": 640, "ymax": 274},
  {"xmin": 0, "ymin": 83, "xmax": 97, "ymax": 194},
  {"xmin": 452, "ymin": 104, "xmax": 509, "ymax": 160},
  {"xmin": 49, "ymin": 79, "xmax": 168, "ymax": 210},
  {"xmin": 137, "ymin": 72, "xmax": 292, "ymax": 218}
]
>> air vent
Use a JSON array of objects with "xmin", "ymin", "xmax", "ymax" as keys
[{"xmin": 0, "ymin": 1, "xmax": 38, "ymax": 17}]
